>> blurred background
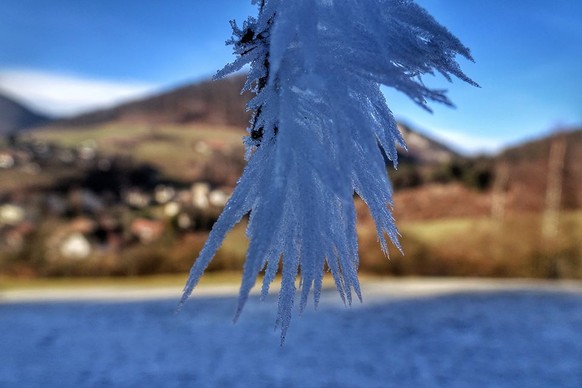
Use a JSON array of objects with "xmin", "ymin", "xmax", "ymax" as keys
[
  {"xmin": 0, "ymin": 0, "xmax": 580, "ymax": 280},
  {"xmin": 1, "ymin": 1, "xmax": 581, "ymax": 386}
]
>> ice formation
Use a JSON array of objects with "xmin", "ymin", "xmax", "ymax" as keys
[{"xmin": 181, "ymin": 0, "xmax": 477, "ymax": 342}]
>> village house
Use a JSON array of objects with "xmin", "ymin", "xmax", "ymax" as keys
[
  {"xmin": 59, "ymin": 233, "xmax": 92, "ymax": 260},
  {"xmin": 191, "ymin": 182, "xmax": 211, "ymax": 209},
  {"xmin": 208, "ymin": 187, "xmax": 231, "ymax": 208},
  {"xmin": 0, "ymin": 152, "xmax": 15, "ymax": 169},
  {"xmin": 0, "ymin": 204, "xmax": 26, "ymax": 226},
  {"xmin": 124, "ymin": 188, "xmax": 152, "ymax": 209},
  {"xmin": 154, "ymin": 185, "xmax": 176, "ymax": 204},
  {"xmin": 130, "ymin": 218, "xmax": 165, "ymax": 244},
  {"xmin": 2, "ymin": 222, "xmax": 35, "ymax": 251}
]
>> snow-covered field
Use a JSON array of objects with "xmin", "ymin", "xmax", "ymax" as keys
[{"xmin": 1, "ymin": 279, "xmax": 582, "ymax": 387}]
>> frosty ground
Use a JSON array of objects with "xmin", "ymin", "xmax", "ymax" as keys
[{"xmin": 1, "ymin": 279, "xmax": 582, "ymax": 388}]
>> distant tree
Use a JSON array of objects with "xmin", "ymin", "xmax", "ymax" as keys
[{"xmin": 181, "ymin": 0, "xmax": 477, "ymax": 342}]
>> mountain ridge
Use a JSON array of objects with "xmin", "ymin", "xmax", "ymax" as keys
[
  {"xmin": 37, "ymin": 74, "xmax": 459, "ymax": 165},
  {"xmin": 49, "ymin": 74, "xmax": 252, "ymax": 129},
  {"xmin": 0, "ymin": 93, "xmax": 49, "ymax": 135}
]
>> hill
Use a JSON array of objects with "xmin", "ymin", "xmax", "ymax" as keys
[
  {"xmin": 397, "ymin": 123, "xmax": 459, "ymax": 165},
  {"xmin": 497, "ymin": 129, "xmax": 582, "ymax": 213},
  {"xmin": 389, "ymin": 127, "xmax": 582, "ymax": 221},
  {"xmin": 38, "ymin": 74, "xmax": 458, "ymax": 168},
  {"xmin": 52, "ymin": 74, "xmax": 251, "ymax": 129},
  {"xmin": 0, "ymin": 93, "xmax": 49, "ymax": 135},
  {"xmin": 22, "ymin": 72, "xmax": 582, "ymax": 218}
]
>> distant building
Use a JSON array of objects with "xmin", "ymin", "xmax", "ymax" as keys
[
  {"xmin": 0, "ymin": 152, "xmax": 15, "ymax": 169},
  {"xmin": 154, "ymin": 185, "xmax": 176, "ymax": 204},
  {"xmin": 124, "ymin": 188, "xmax": 152, "ymax": 209},
  {"xmin": 3, "ymin": 222, "xmax": 35, "ymax": 251},
  {"xmin": 191, "ymin": 182, "xmax": 210, "ymax": 209},
  {"xmin": 176, "ymin": 213, "xmax": 193, "ymax": 230},
  {"xmin": 209, "ymin": 189, "xmax": 230, "ymax": 207},
  {"xmin": 130, "ymin": 218, "xmax": 165, "ymax": 244},
  {"xmin": 176, "ymin": 189, "xmax": 193, "ymax": 206},
  {"xmin": 0, "ymin": 204, "xmax": 26, "ymax": 225},
  {"xmin": 78, "ymin": 140, "xmax": 97, "ymax": 161},
  {"xmin": 164, "ymin": 202, "xmax": 181, "ymax": 218},
  {"xmin": 59, "ymin": 233, "xmax": 92, "ymax": 260}
]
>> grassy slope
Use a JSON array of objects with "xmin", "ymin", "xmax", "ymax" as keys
[
  {"xmin": 401, "ymin": 210, "xmax": 582, "ymax": 242},
  {"xmin": 28, "ymin": 123, "xmax": 244, "ymax": 146},
  {"xmin": 25, "ymin": 123, "xmax": 246, "ymax": 182},
  {"xmin": 7, "ymin": 124, "xmax": 581, "ymax": 280},
  {"xmin": 4, "ymin": 211, "xmax": 580, "ymax": 289}
]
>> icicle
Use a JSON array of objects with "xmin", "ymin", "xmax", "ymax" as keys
[{"xmin": 181, "ymin": 0, "xmax": 477, "ymax": 343}]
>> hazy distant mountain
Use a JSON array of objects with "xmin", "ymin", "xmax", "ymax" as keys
[
  {"xmin": 397, "ymin": 123, "xmax": 459, "ymax": 165},
  {"xmin": 0, "ymin": 93, "xmax": 49, "ymax": 135}
]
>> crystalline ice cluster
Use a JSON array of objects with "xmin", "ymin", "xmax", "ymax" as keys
[{"xmin": 181, "ymin": 0, "xmax": 477, "ymax": 342}]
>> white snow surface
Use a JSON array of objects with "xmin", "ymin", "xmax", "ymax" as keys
[{"xmin": 2, "ymin": 279, "xmax": 582, "ymax": 387}]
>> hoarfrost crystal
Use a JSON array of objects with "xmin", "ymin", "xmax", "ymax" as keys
[{"xmin": 181, "ymin": 0, "xmax": 477, "ymax": 342}]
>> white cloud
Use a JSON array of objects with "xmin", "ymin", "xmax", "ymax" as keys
[
  {"xmin": 428, "ymin": 127, "xmax": 505, "ymax": 155},
  {"xmin": 0, "ymin": 69, "xmax": 158, "ymax": 117}
]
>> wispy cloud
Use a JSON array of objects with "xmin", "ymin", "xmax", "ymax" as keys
[
  {"xmin": 0, "ymin": 69, "xmax": 158, "ymax": 117},
  {"xmin": 429, "ymin": 127, "xmax": 504, "ymax": 155}
]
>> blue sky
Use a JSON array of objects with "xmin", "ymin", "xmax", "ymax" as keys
[{"xmin": 0, "ymin": 0, "xmax": 580, "ymax": 153}]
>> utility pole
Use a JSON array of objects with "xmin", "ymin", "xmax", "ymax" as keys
[
  {"xmin": 542, "ymin": 135, "xmax": 567, "ymax": 240},
  {"xmin": 491, "ymin": 161, "xmax": 510, "ymax": 223}
]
